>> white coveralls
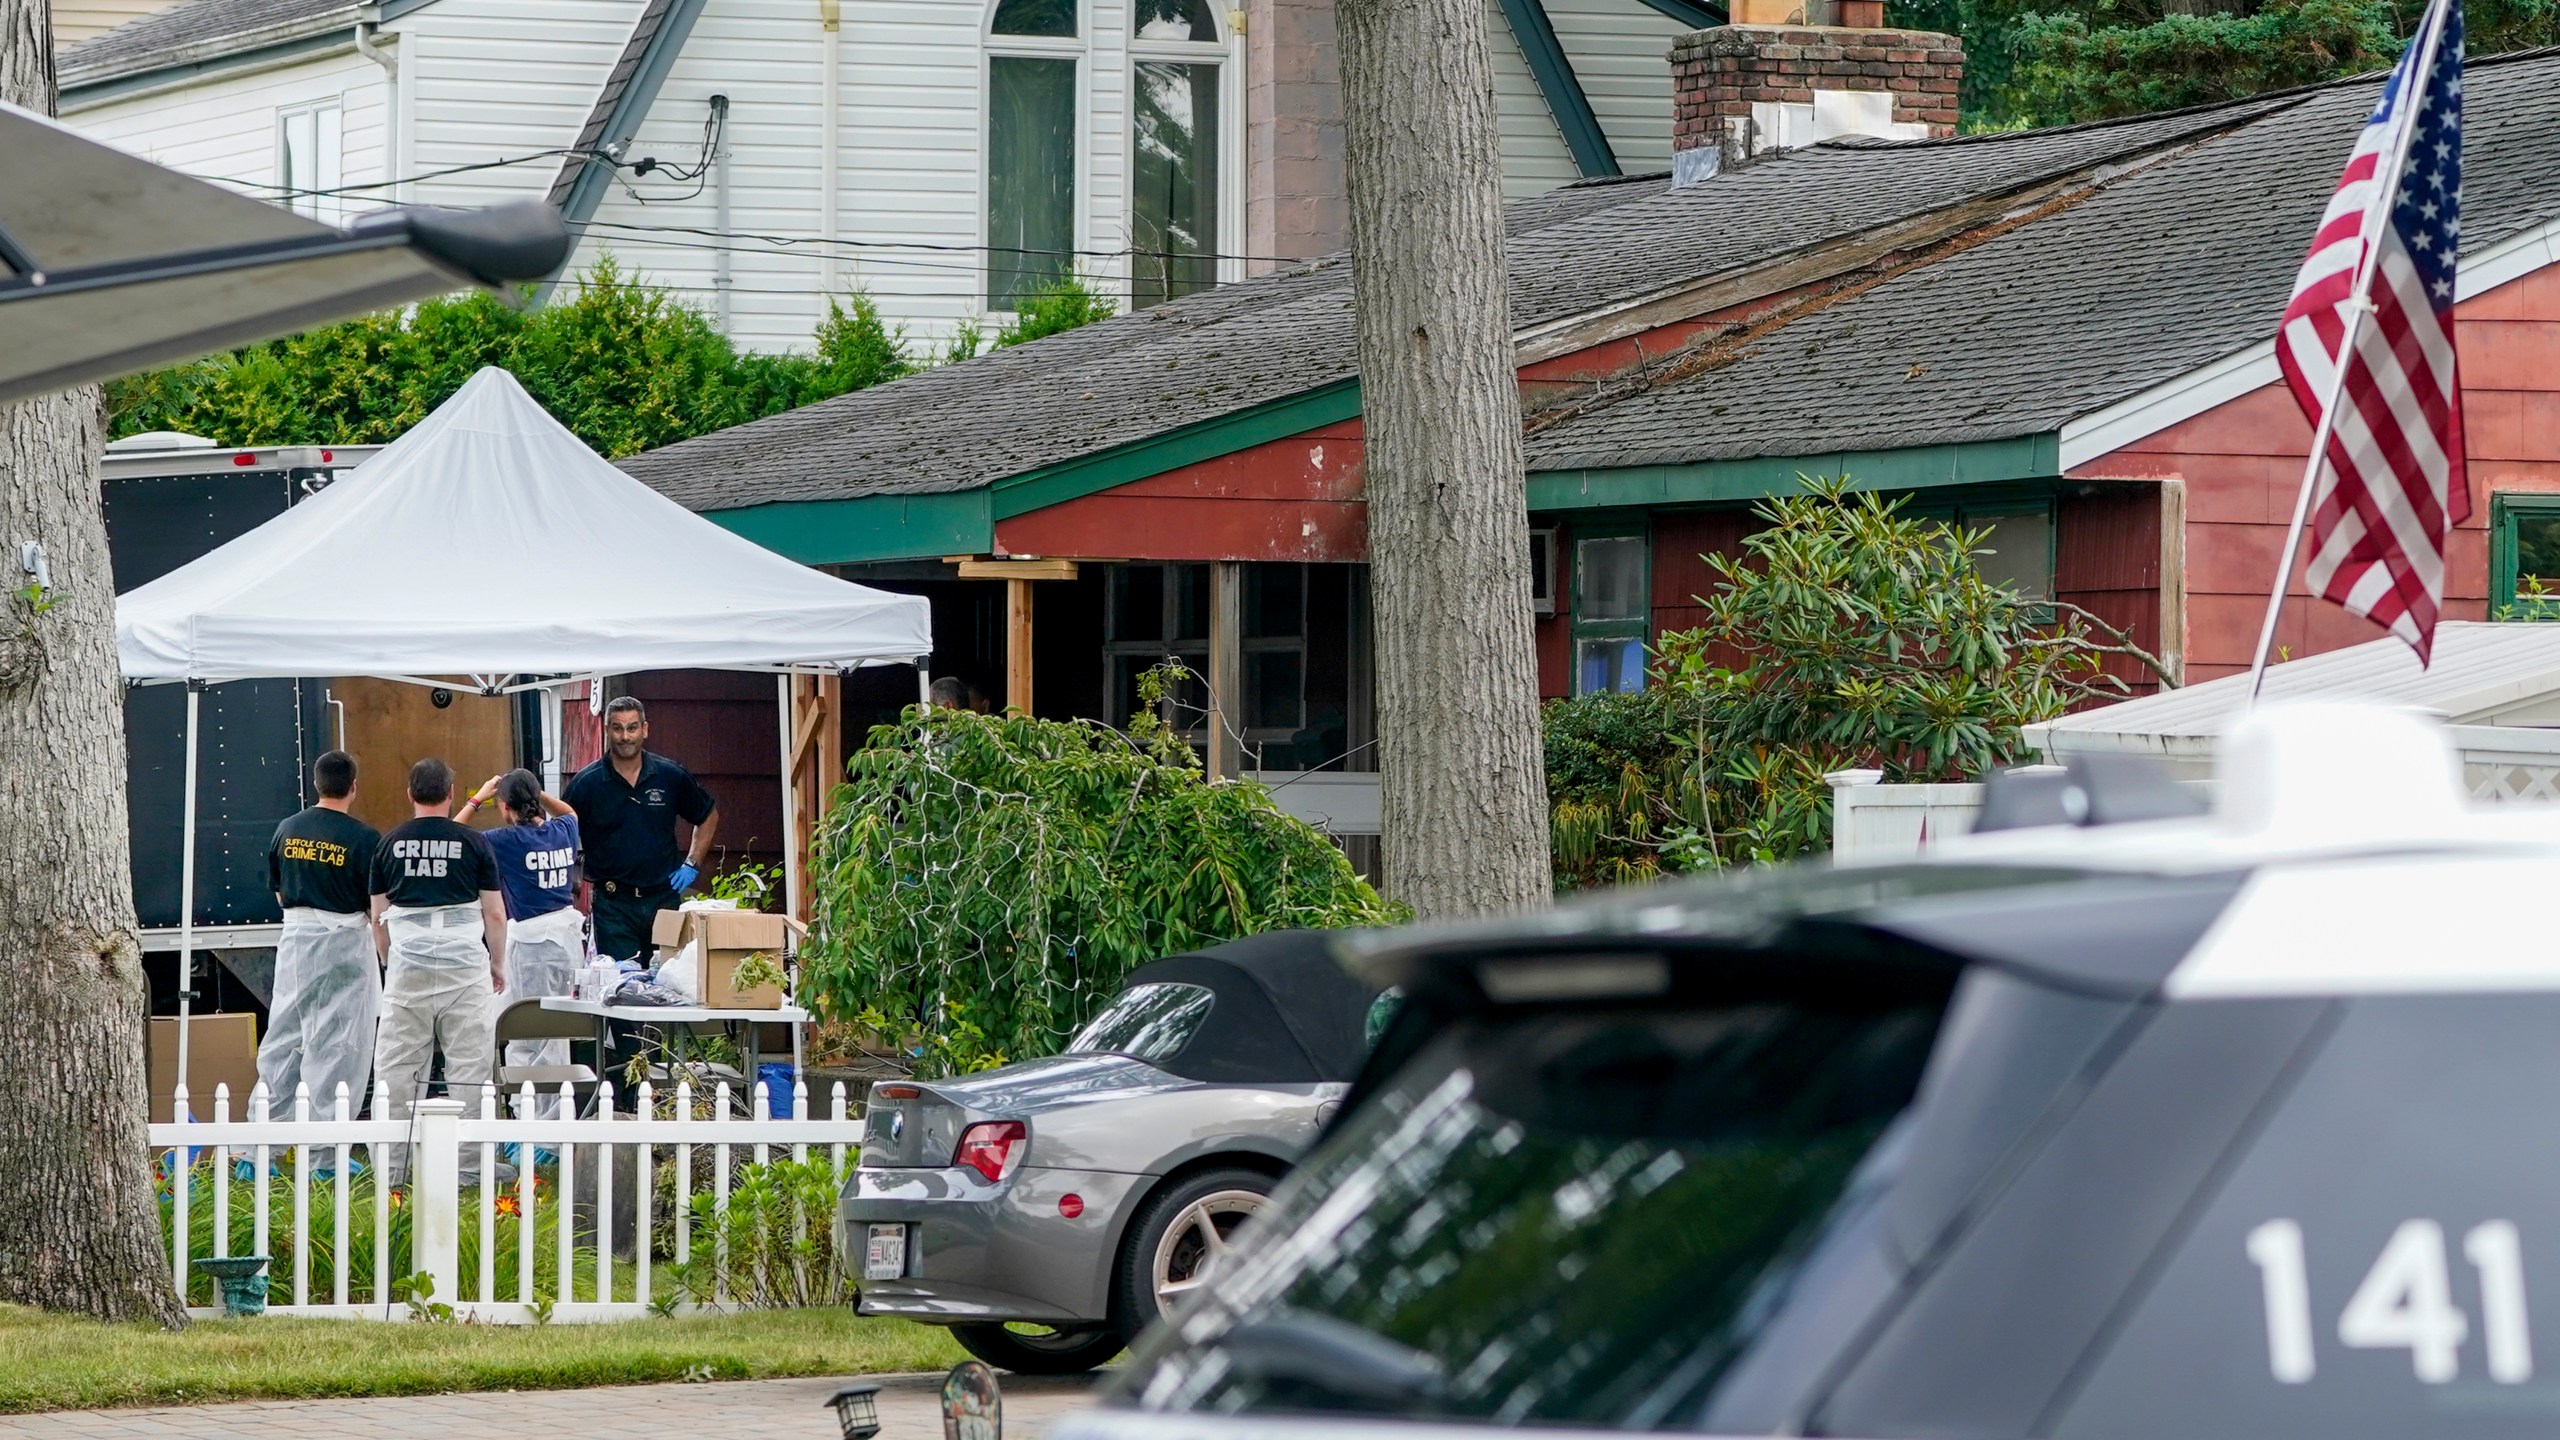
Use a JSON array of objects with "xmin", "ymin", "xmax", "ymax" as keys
[
  {"xmin": 501, "ymin": 905, "xmax": 585, "ymax": 1119},
  {"xmin": 374, "ymin": 902, "xmax": 498, "ymax": 1185},
  {"xmin": 256, "ymin": 907, "xmax": 380, "ymax": 1118}
]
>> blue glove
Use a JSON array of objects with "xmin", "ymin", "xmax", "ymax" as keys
[{"xmin": 670, "ymin": 863, "xmax": 699, "ymax": 893}]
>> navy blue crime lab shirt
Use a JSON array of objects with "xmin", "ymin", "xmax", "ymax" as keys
[
  {"xmin": 563, "ymin": 752, "xmax": 714, "ymax": 889},
  {"xmin": 487, "ymin": 814, "xmax": 582, "ymax": 920}
]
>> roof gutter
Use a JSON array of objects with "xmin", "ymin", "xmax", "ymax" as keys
[
  {"xmin": 1525, "ymin": 433, "xmax": 2062, "ymax": 512},
  {"xmin": 62, "ymin": 24, "xmax": 357, "ymax": 110}
]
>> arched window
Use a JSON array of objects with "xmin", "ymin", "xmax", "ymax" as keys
[
  {"xmin": 987, "ymin": 0, "xmax": 1081, "ymax": 308},
  {"xmin": 1129, "ymin": 0, "xmax": 1224, "ymax": 308}
]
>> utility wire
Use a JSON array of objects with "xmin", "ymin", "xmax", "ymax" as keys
[
  {"xmin": 198, "ymin": 161, "xmax": 1321, "ymax": 270},
  {"xmin": 572, "ymin": 217, "xmax": 1318, "ymax": 268},
  {"xmin": 192, "ymin": 147, "xmax": 612, "ymax": 198},
  {"xmin": 561, "ymin": 224, "xmax": 1298, "ymax": 285}
]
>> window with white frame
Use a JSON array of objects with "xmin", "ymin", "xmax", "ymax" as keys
[
  {"xmin": 987, "ymin": 0, "xmax": 1081, "ymax": 309},
  {"xmin": 278, "ymin": 102, "xmax": 343, "ymax": 223},
  {"xmin": 1129, "ymin": 0, "xmax": 1224, "ymax": 308}
]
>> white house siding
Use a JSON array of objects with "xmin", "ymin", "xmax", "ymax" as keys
[
  {"xmin": 1485, "ymin": 0, "xmax": 1578, "ymax": 201},
  {"xmin": 61, "ymin": 0, "xmax": 1672, "ymax": 354},
  {"xmin": 392, "ymin": 0, "xmax": 642, "ymax": 210},
  {"xmin": 66, "ymin": 48, "xmax": 392, "ymax": 219},
  {"xmin": 835, "ymin": 0, "xmax": 986, "ymax": 348},
  {"xmin": 1547, "ymin": 0, "xmax": 1690, "ymax": 176},
  {"xmin": 1086, "ymin": 0, "xmax": 1131, "ymax": 295},
  {"xmin": 577, "ymin": 0, "xmax": 1243, "ymax": 354},
  {"xmin": 581, "ymin": 0, "xmax": 835, "ymax": 350}
]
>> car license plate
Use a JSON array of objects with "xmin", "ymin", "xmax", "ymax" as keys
[{"xmin": 865, "ymin": 1223, "xmax": 908, "ymax": 1280}]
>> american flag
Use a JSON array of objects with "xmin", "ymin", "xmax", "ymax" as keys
[{"xmin": 2273, "ymin": 0, "xmax": 2467, "ymax": 661}]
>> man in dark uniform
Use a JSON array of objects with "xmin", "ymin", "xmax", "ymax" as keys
[
  {"xmin": 260, "ymin": 749, "xmax": 381, "ymax": 1115},
  {"xmin": 565, "ymin": 696, "xmax": 719, "ymax": 964}
]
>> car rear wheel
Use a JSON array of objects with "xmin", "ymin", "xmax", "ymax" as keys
[
  {"xmin": 950, "ymin": 1321, "xmax": 1125, "ymax": 1375},
  {"xmin": 1115, "ymin": 1166, "xmax": 1274, "ymax": 1340}
]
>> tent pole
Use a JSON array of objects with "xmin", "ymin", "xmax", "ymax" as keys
[
  {"xmin": 540, "ymin": 683, "xmax": 564, "ymax": 792},
  {"xmin": 778, "ymin": 673, "xmax": 802, "ymax": 923},
  {"xmin": 176, "ymin": 682, "xmax": 201, "ymax": 1100}
]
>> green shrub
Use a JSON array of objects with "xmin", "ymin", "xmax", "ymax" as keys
[
  {"xmin": 2008, "ymin": 0, "xmax": 2399, "ymax": 124},
  {"xmin": 667, "ymin": 1157, "xmax": 857, "ymax": 1310},
  {"xmin": 800, "ymin": 680, "xmax": 1398, "ymax": 1075},
  {"xmin": 105, "ymin": 258, "xmax": 966, "ymax": 458},
  {"xmin": 1544, "ymin": 688, "xmax": 1706, "ymax": 892},
  {"xmin": 158, "ymin": 1156, "xmax": 596, "ymax": 1306},
  {"xmin": 940, "ymin": 272, "xmax": 1120, "ymax": 363},
  {"xmin": 1893, "ymin": 0, "xmax": 2559, "ymax": 129},
  {"xmin": 1542, "ymin": 480, "xmax": 2143, "ymax": 879}
]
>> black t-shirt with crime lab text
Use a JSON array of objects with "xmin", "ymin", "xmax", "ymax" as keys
[
  {"xmin": 564, "ymin": 751, "xmax": 716, "ymax": 887},
  {"xmin": 268, "ymin": 806, "xmax": 380, "ymax": 914},
  {"xmin": 369, "ymin": 817, "xmax": 500, "ymax": 909}
]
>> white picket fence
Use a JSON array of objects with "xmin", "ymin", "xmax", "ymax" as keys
[{"xmin": 152, "ymin": 1077, "xmax": 866, "ymax": 1322}]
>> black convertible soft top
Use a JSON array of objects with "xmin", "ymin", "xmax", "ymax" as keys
[{"xmin": 1118, "ymin": 930, "xmax": 1385, "ymax": 1084}]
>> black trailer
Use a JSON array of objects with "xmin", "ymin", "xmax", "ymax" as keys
[{"xmin": 101, "ymin": 434, "xmax": 377, "ymax": 1016}]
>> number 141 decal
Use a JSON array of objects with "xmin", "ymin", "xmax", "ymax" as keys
[{"xmin": 2247, "ymin": 1219, "xmax": 2533, "ymax": 1384}]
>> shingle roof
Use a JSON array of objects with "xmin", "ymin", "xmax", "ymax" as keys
[
  {"xmin": 619, "ymin": 101, "xmax": 2275, "ymax": 513},
  {"xmin": 1524, "ymin": 49, "xmax": 2560, "ymax": 473},
  {"xmin": 60, "ymin": 0, "xmax": 353, "ymax": 90}
]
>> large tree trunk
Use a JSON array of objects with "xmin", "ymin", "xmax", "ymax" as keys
[
  {"xmin": 1338, "ymin": 0, "xmax": 1552, "ymax": 916},
  {"xmin": 0, "ymin": 0, "xmax": 190, "ymax": 1327}
]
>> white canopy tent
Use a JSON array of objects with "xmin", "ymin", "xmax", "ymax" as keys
[{"xmin": 116, "ymin": 367, "xmax": 934, "ymax": 1076}]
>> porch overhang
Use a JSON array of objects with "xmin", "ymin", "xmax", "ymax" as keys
[
  {"xmin": 699, "ymin": 379, "xmax": 1362, "ymax": 566},
  {"xmin": 702, "ymin": 419, "xmax": 2071, "ymax": 567}
]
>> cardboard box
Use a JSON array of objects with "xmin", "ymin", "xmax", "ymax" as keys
[
  {"xmin": 652, "ymin": 906, "xmax": 793, "ymax": 1009},
  {"xmin": 145, "ymin": 1013, "xmax": 260, "ymax": 1124}
]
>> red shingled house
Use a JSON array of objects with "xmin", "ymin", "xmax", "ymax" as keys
[{"xmin": 618, "ymin": 31, "xmax": 2560, "ymax": 877}]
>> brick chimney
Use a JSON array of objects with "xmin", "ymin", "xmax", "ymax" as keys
[{"xmin": 1670, "ymin": 0, "xmax": 1962, "ymax": 180}]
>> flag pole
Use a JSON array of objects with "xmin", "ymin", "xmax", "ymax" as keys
[
  {"xmin": 2245, "ymin": 308, "xmax": 2371, "ymax": 705},
  {"xmin": 2244, "ymin": 0, "xmax": 2459, "ymax": 707}
]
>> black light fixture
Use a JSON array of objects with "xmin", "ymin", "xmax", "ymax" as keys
[{"xmin": 825, "ymin": 1382, "xmax": 883, "ymax": 1440}]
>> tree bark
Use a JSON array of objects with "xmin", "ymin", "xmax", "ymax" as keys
[
  {"xmin": 0, "ymin": 0, "xmax": 191, "ymax": 1327},
  {"xmin": 1338, "ymin": 0, "xmax": 1552, "ymax": 916}
]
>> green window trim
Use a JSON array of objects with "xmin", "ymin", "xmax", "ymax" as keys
[
  {"xmin": 1899, "ymin": 485, "xmax": 2059, "ymax": 610},
  {"xmin": 1569, "ymin": 522, "xmax": 1650, "ymax": 696},
  {"xmin": 2490, "ymin": 492, "xmax": 2560, "ymax": 618}
]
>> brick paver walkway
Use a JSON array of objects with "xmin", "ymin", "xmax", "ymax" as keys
[{"xmin": 0, "ymin": 1372, "xmax": 1102, "ymax": 1439}]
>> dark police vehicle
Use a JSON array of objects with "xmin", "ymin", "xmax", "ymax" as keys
[{"xmin": 1057, "ymin": 706, "xmax": 2560, "ymax": 1440}]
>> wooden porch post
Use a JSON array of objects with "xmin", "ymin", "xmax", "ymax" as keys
[
  {"xmin": 1210, "ymin": 560, "xmax": 1243, "ymax": 779},
  {"xmin": 2158, "ymin": 477, "xmax": 2187, "ymax": 688},
  {"xmin": 951, "ymin": 557, "xmax": 1079, "ymax": 716},
  {"xmin": 782, "ymin": 673, "xmax": 841, "ymax": 924},
  {"xmin": 1006, "ymin": 577, "xmax": 1034, "ymax": 714}
]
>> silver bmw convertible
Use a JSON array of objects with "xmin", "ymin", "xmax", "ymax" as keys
[{"xmin": 838, "ymin": 929, "xmax": 1386, "ymax": 1374}]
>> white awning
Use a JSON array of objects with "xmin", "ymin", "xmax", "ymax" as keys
[
  {"xmin": 0, "ymin": 100, "xmax": 567, "ymax": 405},
  {"xmin": 2027, "ymin": 623, "xmax": 2560, "ymax": 761},
  {"xmin": 116, "ymin": 366, "xmax": 932, "ymax": 684}
]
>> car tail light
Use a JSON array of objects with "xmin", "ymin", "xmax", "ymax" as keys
[{"xmin": 953, "ymin": 1121, "xmax": 1027, "ymax": 1182}]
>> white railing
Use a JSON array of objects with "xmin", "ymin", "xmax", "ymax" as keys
[
  {"xmin": 1829, "ymin": 772, "xmax": 1986, "ymax": 861},
  {"xmin": 152, "ymin": 1078, "xmax": 865, "ymax": 1322}
]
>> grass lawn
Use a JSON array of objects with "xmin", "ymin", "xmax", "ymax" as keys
[{"xmin": 0, "ymin": 1303, "xmax": 967, "ymax": 1413}]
